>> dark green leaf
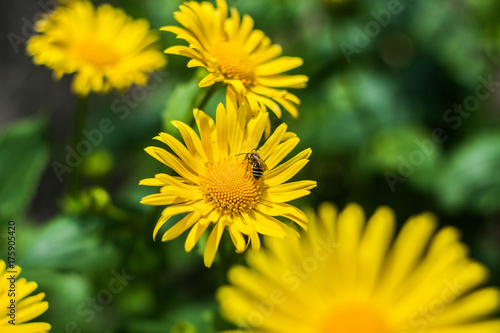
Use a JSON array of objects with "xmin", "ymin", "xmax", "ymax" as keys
[{"xmin": 0, "ymin": 117, "xmax": 49, "ymax": 220}]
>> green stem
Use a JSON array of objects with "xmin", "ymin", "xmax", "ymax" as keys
[
  {"xmin": 185, "ymin": 85, "xmax": 218, "ymax": 129},
  {"xmin": 105, "ymin": 204, "xmax": 135, "ymax": 223},
  {"xmin": 195, "ymin": 85, "xmax": 218, "ymax": 112},
  {"xmin": 69, "ymin": 95, "xmax": 89, "ymax": 195}
]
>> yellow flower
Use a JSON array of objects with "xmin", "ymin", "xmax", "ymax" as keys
[
  {"xmin": 162, "ymin": 0, "xmax": 308, "ymax": 119},
  {"xmin": 27, "ymin": 1, "xmax": 166, "ymax": 96},
  {"xmin": 140, "ymin": 103, "xmax": 316, "ymax": 267},
  {"xmin": 217, "ymin": 203, "xmax": 500, "ymax": 333},
  {"xmin": 0, "ymin": 260, "xmax": 51, "ymax": 332}
]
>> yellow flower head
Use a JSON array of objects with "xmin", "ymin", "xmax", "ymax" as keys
[
  {"xmin": 162, "ymin": 0, "xmax": 308, "ymax": 119},
  {"xmin": 0, "ymin": 260, "xmax": 51, "ymax": 332},
  {"xmin": 217, "ymin": 203, "xmax": 500, "ymax": 333},
  {"xmin": 27, "ymin": 1, "xmax": 166, "ymax": 96},
  {"xmin": 140, "ymin": 103, "xmax": 316, "ymax": 267}
]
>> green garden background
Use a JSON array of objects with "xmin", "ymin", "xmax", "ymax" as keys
[{"xmin": 1, "ymin": 0, "xmax": 500, "ymax": 331}]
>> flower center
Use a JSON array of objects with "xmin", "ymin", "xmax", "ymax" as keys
[
  {"xmin": 201, "ymin": 157, "xmax": 261, "ymax": 214},
  {"xmin": 74, "ymin": 38, "xmax": 120, "ymax": 67},
  {"xmin": 320, "ymin": 304, "xmax": 391, "ymax": 333},
  {"xmin": 213, "ymin": 41, "xmax": 255, "ymax": 86}
]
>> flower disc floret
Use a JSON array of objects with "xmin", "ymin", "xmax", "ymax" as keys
[
  {"xmin": 202, "ymin": 158, "xmax": 261, "ymax": 214},
  {"xmin": 213, "ymin": 41, "xmax": 256, "ymax": 87}
]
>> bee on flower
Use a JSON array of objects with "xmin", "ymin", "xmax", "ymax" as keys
[{"xmin": 140, "ymin": 103, "xmax": 316, "ymax": 267}]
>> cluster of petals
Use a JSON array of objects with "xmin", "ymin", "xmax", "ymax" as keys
[
  {"xmin": 140, "ymin": 103, "xmax": 316, "ymax": 267},
  {"xmin": 217, "ymin": 203, "xmax": 500, "ymax": 333}
]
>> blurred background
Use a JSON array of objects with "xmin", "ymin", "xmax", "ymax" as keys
[{"xmin": 1, "ymin": 0, "xmax": 500, "ymax": 332}]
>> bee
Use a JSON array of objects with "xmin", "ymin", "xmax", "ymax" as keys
[{"xmin": 243, "ymin": 152, "xmax": 267, "ymax": 180}]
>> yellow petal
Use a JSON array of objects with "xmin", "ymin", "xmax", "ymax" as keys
[
  {"xmin": 172, "ymin": 120, "xmax": 208, "ymax": 162},
  {"xmin": 251, "ymin": 44, "xmax": 282, "ymax": 65},
  {"xmin": 241, "ymin": 112, "xmax": 268, "ymax": 153},
  {"xmin": 357, "ymin": 206, "xmax": 396, "ymax": 297},
  {"xmin": 265, "ymin": 148, "xmax": 311, "ymax": 180},
  {"xmin": 434, "ymin": 288, "xmax": 500, "ymax": 326},
  {"xmin": 228, "ymin": 225, "xmax": 247, "ymax": 253},
  {"xmin": 256, "ymin": 57, "xmax": 303, "ymax": 76},
  {"xmin": 153, "ymin": 203, "xmax": 198, "ymax": 240},
  {"xmin": 16, "ymin": 301, "xmax": 49, "ymax": 324},
  {"xmin": 257, "ymin": 75, "xmax": 309, "ymax": 88},
  {"xmin": 194, "ymin": 110, "xmax": 215, "ymax": 161},
  {"xmin": 155, "ymin": 132, "xmax": 205, "ymax": 175},
  {"xmin": 204, "ymin": 221, "xmax": 226, "ymax": 267},
  {"xmin": 264, "ymin": 159, "xmax": 309, "ymax": 187},
  {"xmin": 199, "ymin": 73, "xmax": 217, "ymax": 87},
  {"xmin": 259, "ymin": 123, "xmax": 287, "ymax": 160},
  {"xmin": 216, "ymin": 103, "xmax": 229, "ymax": 157},
  {"xmin": 257, "ymin": 200, "xmax": 308, "ymax": 230},
  {"xmin": 144, "ymin": 147, "xmax": 200, "ymax": 184},
  {"xmin": 162, "ymin": 212, "xmax": 201, "ymax": 241},
  {"xmin": 265, "ymin": 137, "xmax": 300, "ymax": 170},
  {"xmin": 377, "ymin": 213, "xmax": 438, "ymax": 301}
]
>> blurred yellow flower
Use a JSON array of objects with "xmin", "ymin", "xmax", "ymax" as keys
[
  {"xmin": 217, "ymin": 203, "xmax": 500, "ymax": 333},
  {"xmin": 0, "ymin": 260, "xmax": 51, "ymax": 332},
  {"xmin": 162, "ymin": 0, "xmax": 308, "ymax": 119},
  {"xmin": 27, "ymin": 1, "xmax": 166, "ymax": 96},
  {"xmin": 140, "ymin": 103, "xmax": 315, "ymax": 267}
]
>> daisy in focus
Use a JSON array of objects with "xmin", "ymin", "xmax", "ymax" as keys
[
  {"xmin": 217, "ymin": 203, "xmax": 500, "ymax": 333},
  {"xmin": 0, "ymin": 260, "xmax": 51, "ymax": 332},
  {"xmin": 162, "ymin": 0, "xmax": 308, "ymax": 119},
  {"xmin": 27, "ymin": 1, "xmax": 166, "ymax": 96},
  {"xmin": 140, "ymin": 103, "xmax": 316, "ymax": 267}
]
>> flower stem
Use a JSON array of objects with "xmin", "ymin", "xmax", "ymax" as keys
[
  {"xmin": 187, "ymin": 84, "xmax": 218, "ymax": 129},
  {"xmin": 69, "ymin": 95, "xmax": 89, "ymax": 195},
  {"xmin": 195, "ymin": 85, "xmax": 218, "ymax": 112}
]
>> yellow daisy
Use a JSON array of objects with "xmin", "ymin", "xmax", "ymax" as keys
[
  {"xmin": 217, "ymin": 203, "xmax": 500, "ymax": 333},
  {"xmin": 0, "ymin": 260, "xmax": 51, "ymax": 332},
  {"xmin": 140, "ymin": 103, "xmax": 316, "ymax": 267},
  {"xmin": 162, "ymin": 0, "xmax": 308, "ymax": 119},
  {"xmin": 27, "ymin": 0, "xmax": 166, "ymax": 96}
]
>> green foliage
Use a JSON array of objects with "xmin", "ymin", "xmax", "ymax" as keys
[
  {"xmin": 436, "ymin": 132, "xmax": 500, "ymax": 214},
  {"xmin": 4, "ymin": 0, "xmax": 500, "ymax": 331},
  {"xmin": 19, "ymin": 216, "xmax": 120, "ymax": 271},
  {"xmin": 0, "ymin": 117, "xmax": 49, "ymax": 220},
  {"xmin": 162, "ymin": 76, "xmax": 204, "ymax": 135},
  {"xmin": 82, "ymin": 149, "xmax": 114, "ymax": 179}
]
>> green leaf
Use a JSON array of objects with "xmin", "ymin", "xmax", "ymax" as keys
[
  {"xmin": 367, "ymin": 124, "xmax": 441, "ymax": 191},
  {"xmin": 436, "ymin": 132, "xmax": 500, "ymax": 214},
  {"xmin": 127, "ymin": 301, "xmax": 217, "ymax": 333},
  {"xmin": 0, "ymin": 117, "xmax": 49, "ymax": 220},
  {"xmin": 162, "ymin": 77, "xmax": 202, "ymax": 135},
  {"xmin": 19, "ymin": 216, "xmax": 120, "ymax": 271}
]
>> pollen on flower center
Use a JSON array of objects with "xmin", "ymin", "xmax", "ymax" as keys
[
  {"xmin": 201, "ymin": 157, "xmax": 261, "ymax": 214},
  {"xmin": 213, "ymin": 41, "xmax": 255, "ymax": 86},
  {"xmin": 74, "ymin": 39, "xmax": 120, "ymax": 67},
  {"xmin": 320, "ymin": 304, "xmax": 391, "ymax": 333}
]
